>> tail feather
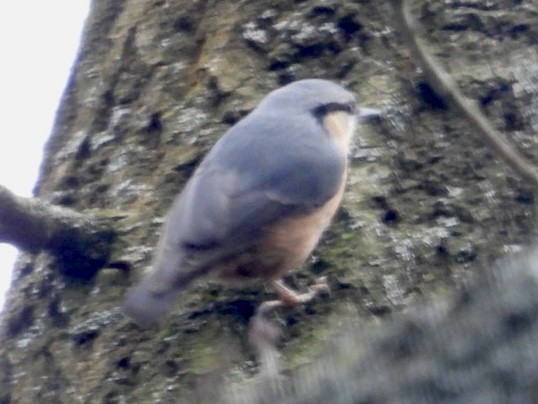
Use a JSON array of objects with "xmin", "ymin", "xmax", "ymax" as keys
[{"xmin": 122, "ymin": 277, "xmax": 178, "ymax": 328}]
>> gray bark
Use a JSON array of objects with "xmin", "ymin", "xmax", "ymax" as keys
[{"xmin": 1, "ymin": 0, "xmax": 537, "ymax": 402}]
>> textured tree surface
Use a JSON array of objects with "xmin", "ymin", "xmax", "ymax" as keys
[
  {"xmin": 229, "ymin": 250, "xmax": 538, "ymax": 403},
  {"xmin": 1, "ymin": 0, "xmax": 537, "ymax": 402}
]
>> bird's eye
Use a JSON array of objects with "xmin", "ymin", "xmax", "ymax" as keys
[
  {"xmin": 313, "ymin": 102, "xmax": 356, "ymax": 117},
  {"xmin": 332, "ymin": 102, "xmax": 356, "ymax": 114},
  {"xmin": 343, "ymin": 102, "xmax": 356, "ymax": 114}
]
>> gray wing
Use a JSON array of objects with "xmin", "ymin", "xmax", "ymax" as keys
[{"xmin": 149, "ymin": 116, "xmax": 346, "ymax": 293}]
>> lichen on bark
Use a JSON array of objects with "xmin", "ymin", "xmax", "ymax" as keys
[{"xmin": 1, "ymin": 0, "xmax": 537, "ymax": 402}]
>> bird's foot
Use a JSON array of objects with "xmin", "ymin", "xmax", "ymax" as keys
[{"xmin": 272, "ymin": 276, "xmax": 330, "ymax": 306}]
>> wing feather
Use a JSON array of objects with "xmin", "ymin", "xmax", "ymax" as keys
[{"xmin": 149, "ymin": 112, "xmax": 345, "ymax": 292}]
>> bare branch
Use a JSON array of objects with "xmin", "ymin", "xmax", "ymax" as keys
[
  {"xmin": 0, "ymin": 184, "xmax": 117, "ymax": 279},
  {"xmin": 392, "ymin": 0, "xmax": 538, "ymax": 189}
]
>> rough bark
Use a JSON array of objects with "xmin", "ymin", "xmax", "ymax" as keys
[
  {"xmin": 1, "ymin": 0, "xmax": 537, "ymax": 402},
  {"xmin": 229, "ymin": 249, "xmax": 538, "ymax": 403}
]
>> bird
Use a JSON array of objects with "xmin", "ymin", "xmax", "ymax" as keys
[{"xmin": 123, "ymin": 79, "xmax": 371, "ymax": 328}]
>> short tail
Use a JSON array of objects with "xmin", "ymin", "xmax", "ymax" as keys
[{"xmin": 122, "ymin": 277, "xmax": 178, "ymax": 328}]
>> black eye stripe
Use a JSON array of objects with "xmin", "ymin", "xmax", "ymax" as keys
[{"xmin": 313, "ymin": 101, "xmax": 356, "ymax": 116}]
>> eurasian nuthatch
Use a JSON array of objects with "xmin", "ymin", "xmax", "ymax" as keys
[{"xmin": 124, "ymin": 79, "xmax": 373, "ymax": 328}]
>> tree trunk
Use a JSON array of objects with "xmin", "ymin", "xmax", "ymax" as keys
[{"xmin": 1, "ymin": 0, "xmax": 537, "ymax": 402}]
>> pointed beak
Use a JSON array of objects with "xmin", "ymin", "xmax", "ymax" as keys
[{"xmin": 357, "ymin": 107, "xmax": 383, "ymax": 124}]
